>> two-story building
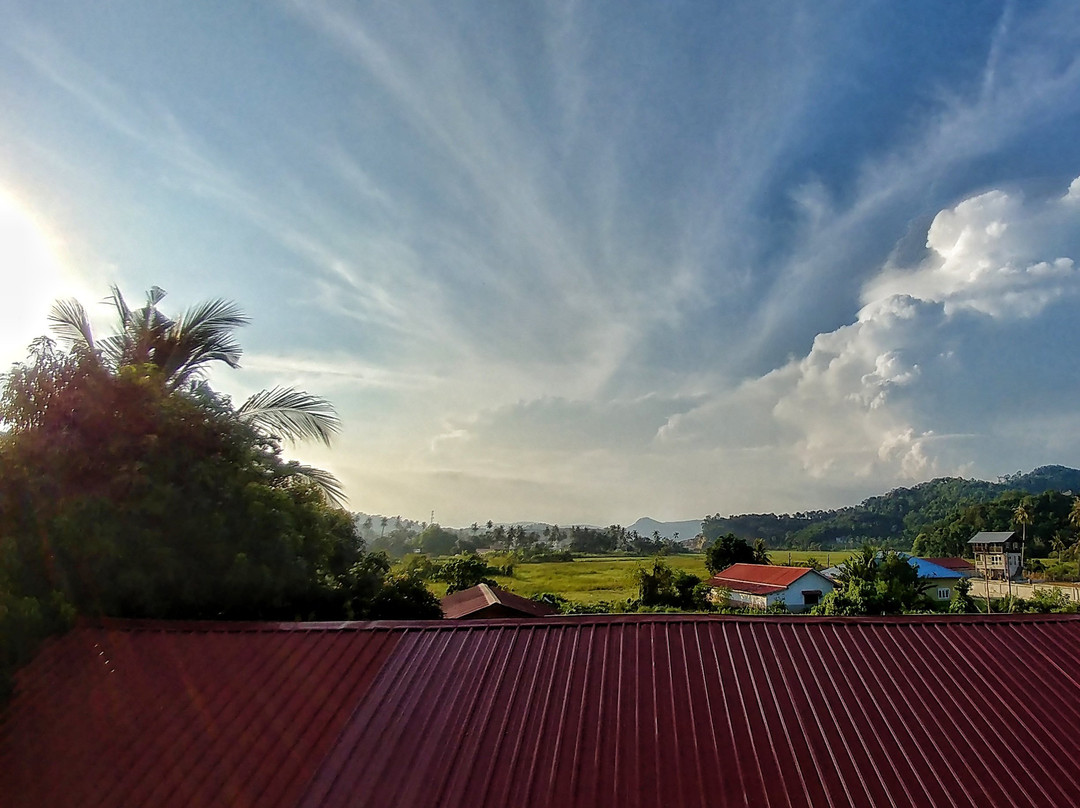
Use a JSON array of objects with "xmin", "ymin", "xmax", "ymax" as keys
[{"xmin": 968, "ymin": 531, "xmax": 1024, "ymax": 580}]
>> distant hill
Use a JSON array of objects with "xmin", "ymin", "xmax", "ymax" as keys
[{"xmin": 703, "ymin": 465, "xmax": 1080, "ymax": 550}]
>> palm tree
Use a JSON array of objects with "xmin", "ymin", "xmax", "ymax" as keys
[
  {"xmin": 1070, "ymin": 497, "xmax": 1080, "ymax": 534},
  {"xmin": 1012, "ymin": 501, "xmax": 1033, "ymax": 587},
  {"xmin": 48, "ymin": 285, "xmax": 345, "ymax": 504},
  {"xmin": 1052, "ymin": 533, "xmax": 1068, "ymax": 561}
]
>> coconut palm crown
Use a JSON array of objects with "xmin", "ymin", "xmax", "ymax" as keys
[{"xmin": 48, "ymin": 285, "xmax": 345, "ymax": 504}]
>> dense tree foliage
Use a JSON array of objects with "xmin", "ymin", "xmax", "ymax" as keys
[
  {"xmin": 912, "ymin": 489, "xmax": 1075, "ymax": 559},
  {"xmin": 701, "ymin": 467, "xmax": 1080, "ymax": 551},
  {"xmin": 948, "ymin": 577, "xmax": 977, "ymax": 613},
  {"xmin": 704, "ymin": 533, "xmax": 768, "ymax": 574},
  {"xmin": 632, "ymin": 557, "xmax": 711, "ymax": 610},
  {"xmin": 812, "ymin": 546, "xmax": 930, "ymax": 615},
  {"xmin": 432, "ymin": 553, "xmax": 499, "ymax": 594},
  {"xmin": 0, "ymin": 291, "xmax": 443, "ymax": 694}
]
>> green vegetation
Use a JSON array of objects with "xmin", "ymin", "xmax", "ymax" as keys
[
  {"xmin": 365, "ymin": 519, "xmax": 689, "ymax": 561},
  {"xmin": 703, "ymin": 466, "xmax": 1080, "ymax": 550},
  {"xmin": 632, "ymin": 556, "xmax": 711, "ymax": 611},
  {"xmin": 704, "ymin": 533, "xmax": 769, "ymax": 574},
  {"xmin": 0, "ymin": 287, "xmax": 440, "ymax": 696},
  {"xmin": 813, "ymin": 545, "xmax": 931, "ymax": 615},
  {"xmin": 407, "ymin": 550, "xmax": 853, "ymax": 606},
  {"xmin": 912, "ymin": 489, "xmax": 1080, "ymax": 560}
]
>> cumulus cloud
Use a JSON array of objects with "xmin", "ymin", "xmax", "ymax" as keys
[
  {"xmin": 864, "ymin": 188, "xmax": 1080, "ymax": 318},
  {"xmin": 660, "ymin": 177, "xmax": 1080, "ymax": 493},
  {"xmin": 413, "ymin": 179, "xmax": 1080, "ymax": 520}
]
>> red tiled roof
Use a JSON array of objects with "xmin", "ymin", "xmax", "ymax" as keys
[
  {"xmin": 923, "ymin": 557, "xmax": 976, "ymax": 573},
  {"xmin": 707, "ymin": 563, "xmax": 815, "ymax": 593},
  {"xmin": 3, "ymin": 614, "xmax": 1080, "ymax": 807},
  {"xmin": 440, "ymin": 583, "xmax": 559, "ymax": 619}
]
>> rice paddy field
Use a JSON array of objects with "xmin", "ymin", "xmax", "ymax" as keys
[{"xmin": 423, "ymin": 549, "xmax": 855, "ymax": 605}]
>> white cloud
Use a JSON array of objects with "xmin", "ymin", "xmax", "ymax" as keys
[
  {"xmin": 864, "ymin": 188, "xmax": 1080, "ymax": 318},
  {"xmin": 659, "ymin": 177, "xmax": 1080, "ymax": 494}
]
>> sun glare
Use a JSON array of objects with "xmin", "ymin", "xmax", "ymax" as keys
[{"xmin": 0, "ymin": 189, "xmax": 77, "ymax": 365}]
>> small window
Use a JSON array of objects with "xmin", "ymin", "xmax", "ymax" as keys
[
  {"xmin": 937, "ymin": 588, "xmax": 951, "ymax": 600},
  {"xmin": 802, "ymin": 590, "xmax": 822, "ymax": 606}
]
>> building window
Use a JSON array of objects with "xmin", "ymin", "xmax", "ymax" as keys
[
  {"xmin": 802, "ymin": 590, "xmax": 822, "ymax": 606},
  {"xmin": 937, "ymin": 588, "xmax": 951, "ymax": 600}
]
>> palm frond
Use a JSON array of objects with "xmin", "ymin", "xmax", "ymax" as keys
[
  {"xmin": 48, "ymin": 299, "xmax": 96, "ymax": 349},
  {"xmin": 237, "ymin": 386, "xmax": 341, "ymax": 446},
  {"xmin": 163, "ymin": 299, "xmax": 250, "ymax": 386},
  {"xmin": 281, "ymin": 462, "xmax": 348, "ymax": 508},
  {"xmin": 107, "ymin": 285, "xmax": 133, "ymax": 328}
]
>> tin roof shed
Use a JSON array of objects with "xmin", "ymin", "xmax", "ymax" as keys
[
  {"xmin": 440, "ymin": 583, "xmax": 559, "ymax": 619},
  {"xmin": 2, "ymin": 614, "xmax": 1080, "ymax": 807}
]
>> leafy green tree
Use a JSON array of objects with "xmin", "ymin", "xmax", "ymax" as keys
[
  {"xmin": 704, "ymin": 533, "xmax": 757, "ymax": 574},
  {"xmin": 2, "ymin": 343, "xmax": 364, "ymax": 619},
  {"xmin": 948, "ymin": 577, "xmax": 976, "ymax": 613},
  {"xmin": 47, "ymin": 286, "xmax": 344, "ymax": 503},
  {"xmin": 632, "ymin": 556, "xmax": 710, "ymax": 610},
  {"xmin": 1013, "ymin": 501, "xmax": 1033, "ymax": 541},
  {"xmin": 813, "ymin": 545, "xmax": 930, "ymax": 615},
  {"xmin": 415, "ymin": 523, "xmax": 459, "ymax": 557},
  {"xmin": 0, "ymin": 297, "xmax": 442, "ymax": 693},
  {"xmin": 1070, "ymin": 497, "xmax": 1080, "ymax": 536},
  {"xmin": 433, "ymin": 553, "xmax": 498, "ymax": 594},
  {"xmin": 752, "ymin": 538, "xmax": 771, "ymax": 564}
]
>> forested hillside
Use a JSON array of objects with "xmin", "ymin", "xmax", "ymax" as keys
[{"xmin": 701, "ymin": 466, "xmax": 1080, "ymax": 551}]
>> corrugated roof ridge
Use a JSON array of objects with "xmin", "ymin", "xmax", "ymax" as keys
[
  {"xmin": 915, "ymin": 622, "xmax": 1063, "ymax": 805},
  {"xmin": 849, "ymin": 625, "xmax": 962, "ymax": 807},
  {"xmin": 807, "ymin": 623, "xmax": 911, "ymax": 806},
  {"xmin": 751, "ymin": 623, "xmax": 818, "ymax": 806},
  {"xmin": 70, "ymin": 612, "xmax": 1080, "ymax": 636},
  {"xmin": 478, "ymin": 583, "xmax": 498, "ymax": 606}
]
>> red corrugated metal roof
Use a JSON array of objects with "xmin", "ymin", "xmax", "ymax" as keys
[
  {"xmin": 713, "ymin": 579, "xmax": 787, "ymax": 595},
  {"xmin": 440, "ymin": 583, "xmax": 559, "ymax": 618},
  {"xmin": 924, "ymin": 557, "xmax": 976, "ymax": 573},
  {"xmin": 707, "ymin": 563, "xmax": 816, "ymax": 593},
  {"xmin": 0, "ymin": 620, "xmax": 400, "ymax": 808},
  {"xmin": 3, "ymin": 614, "xmax": 1080, "ymax": 807}
]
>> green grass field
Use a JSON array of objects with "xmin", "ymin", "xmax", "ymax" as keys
[{"xmin": 424, "ymin": 549, "xmax": 854, "ymax": 605}]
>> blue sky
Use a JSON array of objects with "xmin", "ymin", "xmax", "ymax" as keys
[{"xmin": 3, "ymin": 1, "xmax": 1080, "ymax": 527}]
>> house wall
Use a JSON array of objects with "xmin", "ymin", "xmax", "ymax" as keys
[
  {"xmin": 725, "ymin": 590, "xmax": 768, "ymax": 610},
  {"xmin": 972, "ymin": 548, "xmax": 1022, "ymax": 580},
  {"xmin": 923, "ymin": 577, "xmax": 961, "ymax": 601},
  {"xmin": 770, "ymin": 572, "xmax": 836, "ymax": 612}
]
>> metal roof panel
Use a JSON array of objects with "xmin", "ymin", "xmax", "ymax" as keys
[{"xmin": 3, "ymin": 615, "xmax": 1080, "ymax": 807}]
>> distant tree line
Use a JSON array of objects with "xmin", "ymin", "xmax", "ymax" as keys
[{"xmin": 359, "ymin": 518, "xmax": 689, "ymax": 560}]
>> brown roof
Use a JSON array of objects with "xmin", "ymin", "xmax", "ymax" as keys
[
  {"xmin": 707, "ymin": 563, "xmax": 817, "ymax": 594},
  {"xmin": 923, "ymin": 557, "xmax": 976, "ymax": 573},
  {"xmin": 3, "ymin": 614, "xmax": 1080, "ymax": 807},
  {"xmin": 440, "ymin": 583, "xmax": 559, "ymax": 619}
]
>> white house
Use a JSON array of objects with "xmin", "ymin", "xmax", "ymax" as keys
[{"xmin": 707, "ymin": 563, "xmax": 835, "ymax": 612}]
